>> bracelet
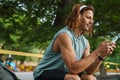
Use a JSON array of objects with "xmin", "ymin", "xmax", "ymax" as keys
[{"xmin": 98, "ymin": 56, "xmax": 104, "ymax": 61}]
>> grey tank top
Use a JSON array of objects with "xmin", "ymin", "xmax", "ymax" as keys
[{"xmin": 33, "ymin": 26, "xmax": 88, "ymax": 79}]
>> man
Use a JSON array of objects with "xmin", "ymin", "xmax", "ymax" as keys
[{"xmin": 33, "ymin": 3, "xmax": 116, "ymax": 80}]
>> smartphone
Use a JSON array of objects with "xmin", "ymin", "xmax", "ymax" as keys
[{"xmin": 111, "ymin": 33, "xmax": 120, "ymax": 42}]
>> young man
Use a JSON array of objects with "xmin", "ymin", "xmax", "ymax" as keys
[{"xmin": 33, "ymin": 3, "xmax": 116, "ymax": 80}]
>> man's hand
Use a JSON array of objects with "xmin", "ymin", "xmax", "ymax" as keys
[{"xmin": 96, "ymin": 40, "xmax": 116, "ymax": 58}]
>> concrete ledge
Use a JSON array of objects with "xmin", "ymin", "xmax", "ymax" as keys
[{"xmin": 97, "ymin": 75, "xmax": 120, "ymax": 80}]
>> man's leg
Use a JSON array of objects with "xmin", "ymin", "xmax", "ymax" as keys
[
  {"xmin": 81, "ymin": 74, "xmax": 97, "ymax": 80},
  {"xmin": 65, "ymin": 73, "xmax": 81, "ymax": 80},
  {"xmin": 35, "ymin": 69, "xmax": 81, "ymax": 80},
  {"xmin": 35, "ymin": 69, "xmax": 68, "ymax": 80}
]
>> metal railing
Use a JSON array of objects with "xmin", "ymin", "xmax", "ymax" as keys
[{"xmin": 0, "ymin": 49, "xmax": 43, "ymax": 58}]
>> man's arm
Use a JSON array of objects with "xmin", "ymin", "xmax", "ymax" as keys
[
  {"xmin": 56, "ymin": 33, "xmax": 100, "ymax": 74},
  {"xmin": 83, "ymin": 42, "xmax": 115, "ymax": 75},
  {"xmin": 81, "ymin": 42, "xmax": 102, "ymax": 74},
  {"xmin": 85, "ymin": 58, "xmax": 103, "ymax": 74}
]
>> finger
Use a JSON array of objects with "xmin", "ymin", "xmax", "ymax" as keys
[
  {"xmin": 107, "ymin": 45, "xmax": 115, "ymax": 55},
  {"xmin": 109, "ymin": 45, "xmax": 116, "ymax": 51},
  {"xmin": 107, "ymin": 48, "xmax": 110, "ymax": 54},
  {"xmin": 104, "ymin": 40, "xmax": 110, "ymax": 43},
  {"xmin": 109, "ymin": 51, "xmax": 113, "ymax": 54},
  {"xmin": 104, "ymin": 38, "xmax": 110, "ymax": 42},
  {"xmin": 110, "ymin": 42, "xmax": 116, "ymax": 46}
]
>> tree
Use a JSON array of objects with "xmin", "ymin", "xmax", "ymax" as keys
[{"xmin": 0, "ymin": 0, "xmax": 120, "ymax": 75}]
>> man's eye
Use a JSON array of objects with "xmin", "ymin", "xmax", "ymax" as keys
[{"xmin": 86, "ymin": 16, "xmax": 90, "ymax": 19}]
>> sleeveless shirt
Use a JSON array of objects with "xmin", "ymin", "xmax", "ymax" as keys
[{"xmin": 33, "ymin": 26, "xmax": 88, "ymax": 79}]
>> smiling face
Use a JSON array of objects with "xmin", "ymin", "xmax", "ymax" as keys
[
  {"xmin": 65, "ymin": 4, "xmax": 94, "ymax": 35},
  {"xmin": 80, "ymin": 10, "xmax": 94, "ymax": 32}
]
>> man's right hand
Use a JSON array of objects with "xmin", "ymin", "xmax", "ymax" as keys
[{"xmin": 96, "ymin": 40, "xmax": 116, "ymax": 58}]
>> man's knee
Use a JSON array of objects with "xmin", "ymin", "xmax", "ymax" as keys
[
  {"xmin": 87, "ymin": 75, "xmax": 97, "ymax": 80},
  {"xmin": 81, "ymin": 74, "xmax": 97, "ymax": 80},
  {"xmin": 65, "ymin": 73, "xmax": 81, "ymax": 80}
]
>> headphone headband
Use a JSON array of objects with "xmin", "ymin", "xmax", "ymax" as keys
[{"xmin": 80, "ymin": 5, "xmax": 87, "ymax": 12}]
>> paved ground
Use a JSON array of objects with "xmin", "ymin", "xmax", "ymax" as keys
[{"xmin": 15, "ymin": 72, "xmax": 34, "ymax": 80}]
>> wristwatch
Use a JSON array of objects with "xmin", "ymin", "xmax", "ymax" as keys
[{"xmin": 98, "ymin": 56, "xmax": 104, "ymax": 61}]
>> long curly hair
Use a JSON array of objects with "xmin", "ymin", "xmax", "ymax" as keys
[{"xmin": 65, "ymin": 4, "xmax": 95, "ymax": 36}]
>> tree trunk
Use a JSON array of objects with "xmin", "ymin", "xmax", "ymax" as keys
[{"xmin": 53, "ymin": 0, "xmax": 72, "ymax": 27}]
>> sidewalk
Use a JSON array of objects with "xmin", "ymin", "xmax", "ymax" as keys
[{"xmin": 15, "ymin": 72, "xmax": 34, "ymax": 80}]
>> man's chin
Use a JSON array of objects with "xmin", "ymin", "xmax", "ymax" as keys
[{"xmin": 84, "ymin": 28, "xmax": 89, "ymax": 31}]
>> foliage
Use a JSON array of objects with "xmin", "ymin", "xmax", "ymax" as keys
[{"xmin": 0, "ymin": 0, "xmax": 120, "ymax": 62}]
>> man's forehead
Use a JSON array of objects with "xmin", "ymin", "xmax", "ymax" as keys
[{"xmin": 83, "ymin": 10, "xmax": 94, "ymax": 16}]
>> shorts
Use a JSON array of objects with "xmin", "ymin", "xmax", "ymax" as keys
[{"xmin": 35, "ymin": 69, "xmax": 84, "ymax": 80}]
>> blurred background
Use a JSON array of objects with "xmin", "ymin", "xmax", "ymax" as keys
[{"xmin": 0, "ymin": 0, "xmax": 120, "ymax": 80}]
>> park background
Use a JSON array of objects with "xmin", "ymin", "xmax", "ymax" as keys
[{"xmin": 0, "ymin": 0, "xmax": 120, "ymax": 77}]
